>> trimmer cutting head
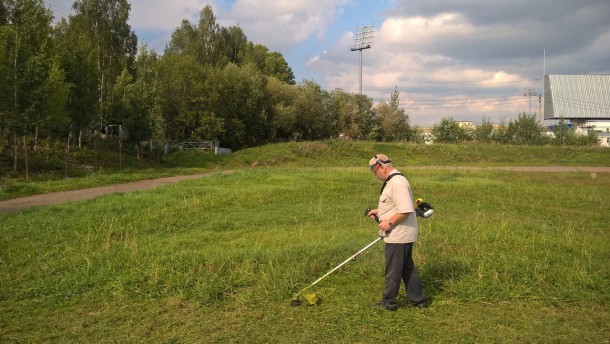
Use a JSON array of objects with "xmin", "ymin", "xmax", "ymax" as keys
[{"xmin": 290, "ymin": 290, "xmax": 320, "ymax": 306}]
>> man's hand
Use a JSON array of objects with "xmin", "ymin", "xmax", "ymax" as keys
[
  {"xmin": 378, "ymin": 220, "xmax": 392, "ymax": 233},
  {"xmin": 378, "ymin": 213, "xmax": 407, "ymax": 234},
  {"xmin": 366, "ymin": 208, "xmax": 379, "ymax": 222}
]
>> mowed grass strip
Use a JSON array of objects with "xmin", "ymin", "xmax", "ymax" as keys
[{"xmin": 1, "ymin": 167, "xmax": 608, "ymax": 343}]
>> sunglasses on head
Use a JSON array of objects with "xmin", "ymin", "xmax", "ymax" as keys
[{"xmin": 370, "ymin": 155, "xmax": 391, "ymax": 170}]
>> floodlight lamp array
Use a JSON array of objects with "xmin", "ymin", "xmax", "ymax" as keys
[{"xmin": 350, "ymin": 25, "xmax": 375, "ymax": 51}]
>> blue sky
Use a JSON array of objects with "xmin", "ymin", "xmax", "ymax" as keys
[{"xmin": 44, "ymin": 0, "xmax": 610, "ymax": 127}]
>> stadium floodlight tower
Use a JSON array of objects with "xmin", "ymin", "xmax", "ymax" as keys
[{"xmin": 350, "ymin": 24, "xmax": 375, "ymax": 94}]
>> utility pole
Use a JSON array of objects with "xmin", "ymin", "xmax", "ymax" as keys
[
  {"xmin": 350, "ymin": 25, "xmax": 375, "ymax": 94},
  {"xmin": 542, "ymin": 49, "xmax": 546, "ymax": 125},
  {"xmin": 538, "ymin": 94, "xmax": 542, "ymax": 125},
  {"xmin": 524, "ymin": 89, "xmax": 538, "ymax": 117}
]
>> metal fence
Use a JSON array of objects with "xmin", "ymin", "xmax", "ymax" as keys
[{"xmin": 179, "ymin": 140, "xmax": 217, "ymax": 151}]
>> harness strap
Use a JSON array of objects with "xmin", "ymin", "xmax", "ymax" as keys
[{"xmin": 380, "ymin": 172, "xmax": 403, "ymax": 195}]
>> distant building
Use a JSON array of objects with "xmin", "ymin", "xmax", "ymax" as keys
[
  {"xmin": 544, "ymin": 74, "xmax": 610, "ymax": 146},
  {"xmin": 544, "ymin": 74, "xmax": 610, "ymax": 126},
  {"xmin": 457, "ymin": 121, "xmax": 474, "ymax": 129}
]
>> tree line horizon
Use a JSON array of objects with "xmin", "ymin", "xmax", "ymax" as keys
[{"xmin": 0, "ymin": 0, "xmax": 597, "ymax": 166}]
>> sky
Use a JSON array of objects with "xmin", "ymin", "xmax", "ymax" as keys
[{"xmin": 44, "ymin": 0, "xmax": 610, "ymax": 127}]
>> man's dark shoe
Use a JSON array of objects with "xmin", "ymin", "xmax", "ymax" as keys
[
  {"xmin": 376, "ymin": 300, "xmax": 398, "ymax": 311},
  {"xmin": 406, "ymin": 301, "xmax": 427, "ymax": 309},
  {"xmin": 396, "ymin": 295, "xmax": 427, "ymax": 309}
]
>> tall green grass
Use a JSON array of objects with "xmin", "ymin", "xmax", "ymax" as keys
[
  {"xmin": 2, "ymin": 141, "xmax": 609, "ymax": 201},
  {"xmin": 225, "ymin": 141, "xmax": 610, "ymax": 167},
  {"xmin": 1, "ymin": 164, "xmax": 608, "ymax": 342}
]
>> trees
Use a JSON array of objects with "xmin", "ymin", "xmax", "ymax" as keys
[
  {"xmin": 71, "ymin": 0, "xmax": 137, "ymax": 128},
  {"xmin": 165, "ymin": 19, "xmax": 198, "ymax": 58},
  {"xmin": 155, "ymin": 54, "xmax": 208, "ymax": 143},
  {"xmin": 551, "ymin": 118, "xmax": 598, "ymax": 146},
  {"xmin": 505, "ymin": 113, "xmax": 545, "ymax": 145},
  {"xmin": 330, "ymin": 89, "xmax": 373, "ymax": 140},
  {"xmin": 1, "ymin": 0, "xmax": 54, "ymax": 134},
  {"xmin": 429, "ymin": 114, "xmax": 553, "ymax": 146},
  {"xmin": 39, "ymin": 58, "xmax": 70, "ymax": 140},
  {"xmin": 264, "ymin": 51, "xmax": 295, "ymax": 85},
  {"xmin": 0, "ymin": 4, "xmax": 10, "ymax": 141},
  {"xmin": 551, "ymin": 118, "xmax": 576, "ymax": 146},
  {"xmin": 580, "ymin": 130, "xmax": 599, "ymax": 146},
  {"xmin": 492, "ymin": 120, "xmax": 509, "ymax": 144},
  {"xmin": 0, "ymin": 2, "xmax": 7, "ymax": 26},
  {"xmin": 53, "ymin": 18, "xmax": 99, "ymax": 145},
  {"xmin": 159, "ymin": 5, "xmax": 296, "ymax": 149},
  {"xmin": 264, "ymin": 76, "xmax": 298, "ymax": 141},
  {"xmin": 166, "ymin": 5, "xmax": 252, "ymax": 70},
  {"xmin": 0, "ymin": 0, "xmax": 59, "ymax": 178},
  {"xmin": 133, "ymin": 45, "xmax": 163, "ymax": 157},
  {"xmin": 0, "ymin": 1, "xmax": 6, "ymax": 148},
  {"xmin": 475, "ymin": 116, "xmax": 494, "ymax": 143},
  {"xmin": 432, "ymin": 117, "xmax": 469, "ymax": 143},
  {"xmin": 242, "ymin": 43, "xmax": 295, "ymax": 84},
  {"xmin": 374, "ymin": 88, "xmax": 413, "ymax": 141},
  {"xmin": 206, "ymin": 63, "xmax": 267, "ymax": 149},
  {"xmin": 165, "ymin": 5, "xmax": 224, "ymax": 66},
  {"xmin": 292, "ymin": 80, "xmax": 331, "ymax": 141},
  {"xmin": 194, "ymin": 5, "xmax": 222, "ymax": 66},
  {"xmin": 111, "ymin": 68, "xmax": 151, "ymax": 148},
  {"xmin": 217, "ymin": 25, "xmax": 248, "ymax": 66}
]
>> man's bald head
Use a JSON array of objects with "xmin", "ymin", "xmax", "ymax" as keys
[{"xmin": 369, "ymin": 154, "xmax": 393, "ymax": 169}]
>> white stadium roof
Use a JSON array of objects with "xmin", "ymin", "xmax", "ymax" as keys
[{"xmin": 544, "ymin": 74, "xmax": 610, "ymax": 120}]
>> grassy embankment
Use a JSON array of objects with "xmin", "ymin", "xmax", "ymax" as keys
[
  {"xmin": 1, "ymin": 141, "xmax": 609, "ymax": 342},
  {"xmin": 1, "ymin": 140, "xmax": 609, "ymax": 200}
]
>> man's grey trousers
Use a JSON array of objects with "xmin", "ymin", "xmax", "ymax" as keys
[{"xmin": 383, "ymin": 243, "xmax": 426, "ymax": 306}]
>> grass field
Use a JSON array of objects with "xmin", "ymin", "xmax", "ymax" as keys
[
  {"xmin": 2, "ymin": 141, "xmax": 610, "ymax": 201},
  {"xmin": 1, "ymin": 142, "xmax": 609, "ymax": 342}
]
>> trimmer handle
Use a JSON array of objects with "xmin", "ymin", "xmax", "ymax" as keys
[
  {"xmin": 365, "ymin": 207, "xmax": 390, "ymax": 238},
  {"xmin": 364, "ymin": 208, "xmax": 380, "ymax": 223}
]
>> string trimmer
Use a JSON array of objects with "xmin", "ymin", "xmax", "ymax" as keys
[{"xmin": 290, "ymin": 198, "xmax": 434, "ymax": 306}]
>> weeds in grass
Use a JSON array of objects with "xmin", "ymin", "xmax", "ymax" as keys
[{"xmin": 1, "ymin": 151, "xmax": 609, "ymax": 342}]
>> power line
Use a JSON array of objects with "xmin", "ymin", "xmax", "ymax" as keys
[
  {"xmin": 364, "ymin": 79, "xmax": 542, "ymax": 112},
  {"xmin": 370, "ymin": 92, "xmax": 530, "ymax": 110},
  {"xmin": 364, "ymin": 78, "xmax": 542, "ymax": 90},
  {"xmin": 401, "ymin": 95, "xmax": 524, "ymax": 103},
  {"xmin": 399, "ymin": 100, "xmax": 528, "ymax": 110},
  {"xmin": 372, "ymin": 93, "xmax": 527, "ymax": 109}
]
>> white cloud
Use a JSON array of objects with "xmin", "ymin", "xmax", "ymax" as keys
[
  {"xmin": 224, "ymin": 0, "xmax": 350, "ymax": 51},
  {"xmin": 129, "ymin": 0, "xmax": 215, "ymax": 30},
  {"xmin": 380, "ymin": 13, "xmax": 472, "ymax": 47},
  {"xmin": 44, "ymin": 0, "xmax": 610, "ymax": 126},
  {"xmin": 305, "ymin": 7, "xmax": 558, "ymax": 125}
]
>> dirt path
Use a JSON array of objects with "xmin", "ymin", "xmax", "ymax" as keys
[
  {"xmin": 0, "ymin": 173, "xmax": 214, "ymax": 214},
  {"xmin": 1, "ymin": 166, "xmax": 608, "ymax": 214},
  {"xmin": 405, "ymin": 166, "xmax": 610, "ymax": 173}
]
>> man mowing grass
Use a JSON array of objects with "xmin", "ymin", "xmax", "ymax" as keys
[{"xmin": 367, "ymin": 154, "xmax": 427, "ymax": 311}]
